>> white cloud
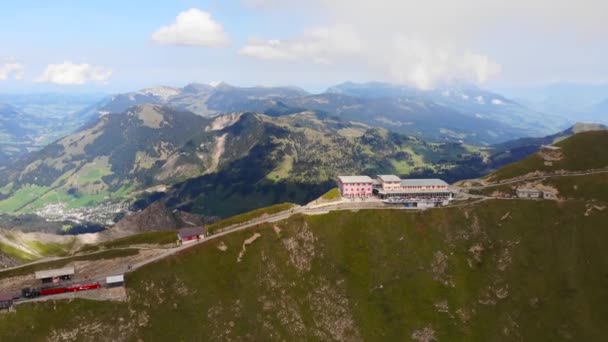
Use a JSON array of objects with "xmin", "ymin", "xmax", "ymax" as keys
[
  {"xmin": 151, "ymin": 8, "xmax": 229, "ymax": 47},
  {"xmin": 240, "ymin": 26, "xmax": 500, "ymax": 89},
  {"xmin": 0, "ymin": 62, "xmax": 25, "ymax": 80},
  {"xmin": 37, "ymin": 62, "xmax": 112, "ymax": 85},
  {"xmin": 241, "ymin": 0, "xmax": 608, "ymax": 87},
  {"xmin": 384, "ymin": 36, "xmax": 501, "ymax": 89},
  {"xmin": 239, "ymin": 26, "xmax": 362, "ymax": 65}
]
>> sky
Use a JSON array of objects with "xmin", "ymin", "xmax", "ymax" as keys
[{"xmin": 1, "ymin": 0, "xmax": 607, "ymax": 93}]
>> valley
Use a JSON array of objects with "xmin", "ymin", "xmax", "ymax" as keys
[
  {"xmin": 0, "ymin": 110, "xmax": 607, "ymax": 342},
  {"xmin": 3, "ymin": 2, "xmax": 608, "ymax": 340}
]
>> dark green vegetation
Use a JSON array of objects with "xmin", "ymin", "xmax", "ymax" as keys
[
  {"xmin": 543, "ymin": 173, "xmax": 608, "ymax": 202},
  {"xmin": 205, "ymin": 203, "xmax": 294, "ymax": 233},
  {"xmin": 0, "ymin": 105, "xmax": 210, "ymax": 213},
  {"xmin": 0, "ymin": 107, "xmax": 494, "ymax": 219},
  {"xmin": 0, "ymin": 248, "xmax": 138, "ymax": 281},
  {"xmin": 489, "ymin": 131, "xmax": 608, "ymax": 181},
  {"xmin": 2, "ymin": 197, "xmax": 608, "ymax": 341}
]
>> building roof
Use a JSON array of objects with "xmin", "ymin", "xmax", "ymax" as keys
[
  {"xmin": 106, "ymin": 275, "xmax": 125, "ymax": 284},
  {"xmin": 400, "ymin": 179, "xmax": 449, "ymax": 187},
  {"xmin": 35, "ymin": 265, "xmax": 75, "ymax": 280},
  {"xmin": 338, "ymin": 175, "xmax": 373, "ymax": 183},
  {"xmin": 377, "ymin": 175, "xmax": 401, "ymax": 182},
  {"xmin": 178, "ymin": 226, "xmax": 207, "ymax": 239}
]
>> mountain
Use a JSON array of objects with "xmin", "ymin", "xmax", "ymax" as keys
[
  {"xmin": 487, "ymin": 122, "xmax": 608, "ymax": 168},
  {"xmin": 0, "ymin": 105, "xmax": 210, "ymax": 215},
  {"xmin": 488, "ymin": 130, "xmax": 608, "ymax": 182},
  {"xmin": 498, "ymin": 83, "xmax": 608, "ymax": 124},
  {"xmin": 3, "ymin": 163, "xmax": 608, "ymax": 340},
  {"xmin": 0, "ymin": 105, "xmax": 492, "ymax": 221},
  {"xmin": 90, "ymin": 83, "xmax": 310, "ymax": 118},
  {"xmin": 325, "ymin": 81, "xmax": 570, "ymax": 138},
  {"xmin": 83, "ymin": 82, "xmax": 564, "ymax": 146}
]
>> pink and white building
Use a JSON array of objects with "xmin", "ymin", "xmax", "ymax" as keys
[{"xmin": 337, "ymin": 176, "xmax": 374, "ymax": 198}]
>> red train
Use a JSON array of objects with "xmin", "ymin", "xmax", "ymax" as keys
[{"xmin": 22, "ymin": 282, "xmax": 101, "ymax": 299}]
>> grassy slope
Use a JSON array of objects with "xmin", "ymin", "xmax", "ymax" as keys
[
  {"xmin": 0, "ymin": 238, "xmax": 76, "ymax": 263},
  {"xmin": 1, "ymin": 198, "xmax": 607, "ymax": 341},
  {"xmin": 490, "ymin": 131, "xmax": 608, "ymax": 181},
  {"xmin": 205, "ymin": 203, "xmax": 295, "ymax": 233},
  {"xmin": 320, "ymin": 188, "xmax": 341, "ymax": 200},
  {"xmin": 471, "ymin": 173, "xmax": 608, "ymax": 201}
]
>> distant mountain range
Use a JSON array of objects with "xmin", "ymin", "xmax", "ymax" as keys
[
  {"xmin": 80, "ymin": 81, "xmax": 572, "ymax": 145},
  {"xmin": 498, "ymin": 83, "xmax": 608, "ymax": 124},
  {"xmin": 0, "ymin": 93, "xmax": 106, "ymax": 164}
]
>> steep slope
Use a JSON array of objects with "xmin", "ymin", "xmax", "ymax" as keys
[
  {"xmin": 155, "ymin": 111, "xmax": 489, "ymax": 217},
  {"xmin": 0, "ymin": 105, "xmax": 210, "ymax": 214},
  {"xmin": 488, "ymin": 130, "xmax": 608, "ymax": 181},
  {"xmin": 2, "ymin": 197, "xmax": 608, "ymax": 341},
  {"xmin": 3, "ymin": 133, "xmax": 608, "ymax": 340},
  {"xmin": 488, "ymin": 123, "xmax": 608, "ymax": 168}
]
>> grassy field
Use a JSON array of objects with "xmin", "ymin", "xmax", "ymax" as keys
[
  {"xmin": 320, "ymin": 188, "xmax": 341, "ymax": 201},
  {"xmin": 1, "ymin": 196, "xmax": 608, "ymax": 341},
  {"xmin": 489, "ymin": 131, "xmax": 608, "ymax": 181},
  {"xmin": 543, "ymin": 173, "xmax": 608, "ymax": 202},
  {"xmin": 0, "ymin": 249, "xmax": 139, "ymax": 281},
  {"xmin": 205, "ymin": 203, "xmax": 295, "ymax": 233}
]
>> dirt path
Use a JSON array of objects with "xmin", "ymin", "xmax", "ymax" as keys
[{"xmin": 1, "ymin": 197, "xmax": 495, "ymax": 288}]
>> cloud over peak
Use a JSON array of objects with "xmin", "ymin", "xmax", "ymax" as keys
[
  {"xmin": 151, "ymin": 8, "xmax": 229, "ymax": 47},
  {"xmin": 0, "ymin": 61, "xmax": 25, "ymax": 81},
  {"xmin": 239, "ymin": 25, "xmax": 501, "ymax": 89},
  {"xmin": 37, "ymin": 62, "xmax": 112, "ymax": 85},
  {"xmin": 239, "ymin": 26, "xmax": 362, "ymax": 65}
]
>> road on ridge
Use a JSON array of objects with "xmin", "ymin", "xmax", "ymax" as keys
[{"xmin": 469, "ymin": 169, "xmax": 608, "ymax": 190}]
